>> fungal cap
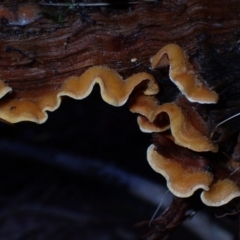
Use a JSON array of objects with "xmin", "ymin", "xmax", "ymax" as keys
[
  {"xmin": 201, "ymin": 179, "xmax": 240, "ymax": 206},
  {"xmin": 61, "ymin": 66, "xmax": 159, "ymax": 106},
  {"xmin": 130, "ymin": 94, "xmax": 218, "ymax": 152},
  {"xmin": 147, "ymin": 144, "xmax": 213, "ymax": 197},
  {"xmin": 151, "ymin": 44, "xmax": 219, "ymax": 104},
  {"xmin": 0, "ymin": 66, "xmax": 159, "ymax": 124}
]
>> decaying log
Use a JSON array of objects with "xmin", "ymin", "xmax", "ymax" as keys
[{"xmin": 1, "ymin": 1, "xmax": 240, "ymax": 239}]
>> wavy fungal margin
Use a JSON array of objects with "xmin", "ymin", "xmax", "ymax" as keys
[
  {"xmin": 151, "ymin": 44, "xmax": 219, "ymax": 104},
  {"xmin": 0, "ymin": 80, "xmax": 12, "ymax": 99},
  {"xmin": 0, "ymin": 66, "xmax": 159, "ymax": 124},
  {"xmin": 4, "ymin": 44, "xmax": 238, "ymax": 207},
  {"xmin": 147, "ymin": 144, "xmax": 213, "ymax": 198},
  {"xmin": 129, "ymin": 94, "xmax": 217, "ymax": 152}
]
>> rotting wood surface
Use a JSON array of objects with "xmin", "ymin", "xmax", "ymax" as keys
[{"xmin": 0, "ymin": 1, "xmax": 240, "ymax": 100}]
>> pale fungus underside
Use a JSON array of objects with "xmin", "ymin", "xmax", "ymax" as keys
[{"xmin": 1, "ymin": 0, "xmax": 240, "ymax": 238}]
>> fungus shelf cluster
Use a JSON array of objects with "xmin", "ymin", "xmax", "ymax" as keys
[
  {"xmin": 0, "ymin": 42, "xmax": 239, "ymax": 207},
  {"xmin": 1, "ymin": 0, "xmax": 240, "ymax": 239}
]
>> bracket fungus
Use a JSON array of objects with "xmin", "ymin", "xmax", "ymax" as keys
[
  {"xmin": 0, "ymin": 66, "xmax": 158, "ymax": 123},
  {"xmin": 1, "ymin": 0, "xmax": 240, "ymax": 238},
  {"xmin": 147, "ymin": 143, "xmax": 213, "ymax": 198},
  {"xmin": 129, "ymin": 93, "xmax": 218, "ymax": 152},
  {"xmin": 201, "ymin": 179, "xmax": 240, "ymax": 207},
  {"xmin": 150, "ymin": 44, "xmax": 219, "ymax": 104},
  {"xmin": 1, "ymin": 41, "xmax": 238, "ymax": 207}
]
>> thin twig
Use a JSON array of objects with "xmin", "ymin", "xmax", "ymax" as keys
[
  {"xmin": 39, "ymin": 1, "xmax": 157, "ymax": 7},
  {"xmin": 210, "ymin": 112, "xmax": 240, "ymax": 138},
  {"xmin": 230, "ymin": 166, "xmax": 240, "ymax": 176},
  {"xmin": 215, "ymin": 208, "xmax": 240, "ymax": 218},
  {"xmin": 220, "ymin": 151, "xmax": 240, "ymax": 177},
  {"xmin": 149, "ymin": 190, "xmax": 169, "ymax": 227}
]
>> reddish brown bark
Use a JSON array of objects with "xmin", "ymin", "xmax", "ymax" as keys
[{"xmin": 1, "ymin": 0, "xmax": 240, "ymax": 100}]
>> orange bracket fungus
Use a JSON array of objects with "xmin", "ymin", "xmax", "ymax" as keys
[
  {"xmin": 147, "ymin": 143, "xmax": 213, "ymax": 198},
  {"xmin": 129, "ymin": 93, "xmax": 218, "ymax": 152},
  {"xmin": 3, "ymin": 42, "xmax": 239, "ymax": 208},
  {"xmin": 1, "ymin": 1, "xmax": 240, "ymax": 239},
  {"xmin": 0, "ymin": 66, "xmax": 158, "ymax": 123},
  {"xmin": 1, "ymin": 43, "xmax": 240, "ymax": 212},
  {"xmin": 150, "ymin": 44, "xmax": 219, "ymax": 104},
  {"xmin": 201, "ymin": 179, "xmax": 240, "ymax": 207}
]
